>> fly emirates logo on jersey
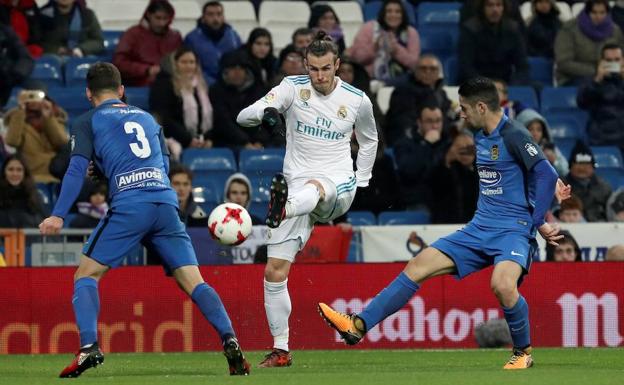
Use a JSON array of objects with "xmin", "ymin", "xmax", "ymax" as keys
[
  {"xmin": 115, "ymin": 167, "xmax": 165, "ymax": 191},
  {"xmin": 295, "ymin": 116, "xmax": 346, "ymax": 141}
]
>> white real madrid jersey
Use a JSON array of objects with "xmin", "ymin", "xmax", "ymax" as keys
[{"xmin": 237, "ymin": 76, "xmax": 378, "ymax": 186}]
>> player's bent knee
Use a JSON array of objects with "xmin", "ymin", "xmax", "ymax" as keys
[
  {"xmin": 173, "ymin": 265, "xmax": 205, "ymax": 295},
  {"xmin": 490, "ymin": 276, "xmax": 518, "ymax": 303},
  {"xmin": 403, "ymin": 247, "xmax": 455, "ymax": 284},
  {"xmin": 74, "ymin": 255, "xmax": 108, "ymax": 281},
  {"xmin": 264, "ymin": 259, "xmax": 291, "ymax": 282}
]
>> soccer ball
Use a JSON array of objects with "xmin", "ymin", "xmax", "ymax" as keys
[{"xmin": 208, "ymin": 203, "xmax": 253, "ymax": 246}]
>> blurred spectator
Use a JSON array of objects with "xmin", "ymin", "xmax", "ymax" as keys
[
  {"xmin": 515, "ymin": 108, "xmax": 569, "ymax": 176},
  {"xmin": 562, "ymin": 141, "xmax": 612, "ymax": 222},
  {"xmin": 606, "ymin": 187, "xmax": 624, "ymax": 221},
  {"xmin": 494, "ymin": 79, "xmax": 526, "ymax": 119},
  {"xmin": 526, "ymin": 0, "xmax": 562, "ymax": 58},
  {"xmin": 385, "ymin": 54, "xmax": 453, "ymax": 145},
  {"xmin": 4, "ymin": 89, "xmax": 68, "ymax": 183},
  {"xmin": 557, "ymin": 194, "xmax": 586, "ymax": 223},
  {"xmin": 337, "ymin": 56, "xmax": 385, "ymax": 128},
  {"xmin": 184, "ymin": 1, "xmax": 241, "ymax": 85},
  {"xmin": 113, "ymin": 0, "xmax": 181, "ymax": 87},
  {"xmin": 0, "ymin": 154, "xmax": 46, "ymax": 228},
  {"xmin": 242, "ymin": 28, "xmax": 277, "ymax": 87},
  {"xmin": 459, "ymin": 0, "xmax": 529, "ymax": 84},
  {"xmin": 0, "ymin": 24, "xmax": 33, "ymax": 107},
  {"xmin": 349, "ymin": 0, "xmax": 420, "ymax": 84},
  {"xmin": 149, "ymin": 46, "xmax": 213, "ymax": 161},
  {"xmin": 209, "ymin": 50, "xmax": 279, "ymax": 149},
  {"xmin": 349, "ymin": 135, "xmax": 402, "ymax": 215},
  {"xmin": 545, "ymin": 230, "xmax": 582, "ymax": 261},
  {"xmin": 577, "ymin": 43, "xmax": 624, "ymax": 153},
  {"xmin": 613, "ymin": 0, "xmax": 624, "ymax": 32},
  {"xmin": 292, "ymin": 27, "xmax": 314, "ymax": 50},
  {"xmin": 395, "ymin": 102, "xmax": 449, "ymax": 210},
  {"xmin": 308, "ymin": 4, "xmax": 345, "ymax": 53},
  {"xmin": 169, "ymin": 164, "xmax": 207, "ymax": 227},
  {"xmin": 271, "ymin": 44, "xmax": 305, "ymax": 85},
  {"xmin": 69, "ymin": 182, "xmax": 108, "ymax": 228},
  {"xmin": 427, "ymin": 129, "xmax": 478, "ymax": 224},
  {"xmin": 224, "ymin": 173, "xmax": 262, "ymax": 225},
  {"xmin": 460, "ymin": 0, "xmax": 526, "ymax": 31},
  {"xmin": 555, "ymin": 0, "xmax": 624, "ymax": 85},
  {"xmin": 606, "ymin": 244, "xmax": 624, "ymax": 260},
  {"xmin": 39, "ymin": 0, "xmax": 103, "ymax": 58},
  {"xmin": 0, "ymin": 0, "xmax": 43, "ymax": 57}
]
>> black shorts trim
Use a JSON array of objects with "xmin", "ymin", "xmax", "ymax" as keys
[{"xmin": 85, "ymin": 210, "xmax": 113, "ymax": 256}]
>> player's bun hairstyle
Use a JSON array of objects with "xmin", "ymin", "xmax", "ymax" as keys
[
  {"xmin": 458, "ymin": 76, "xmax": 500, "ymax": 112},
  {"xmin": 86, "ymin": 62, "xmax": 122, "ymax": 96},
  {"xmin": 305, "ymin": 30, "xmax": 339, "ymax": 60}
]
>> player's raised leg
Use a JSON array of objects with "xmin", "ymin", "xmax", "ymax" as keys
[
  {"xmin": 318, "ymin": 247, "xmax": 455, "ymax": 344},
  {"xmin": 266, "ymin": 175, "xmax": 325, "ymax": 228},
  {"xmin": 173, "ymin": 265, "xmax": 251, "ymax": 375},
  {"xmin": 59, "ymin": 256, "xmax": 108, "ymax": 378},
  {"xmin": 491, "ymin": 261, "xmax": 533, "ymax": 369}
]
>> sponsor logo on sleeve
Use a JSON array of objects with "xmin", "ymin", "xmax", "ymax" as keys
[{"xmin": 525, "ymin": 143, "xmax": 538, "ymax": 157}]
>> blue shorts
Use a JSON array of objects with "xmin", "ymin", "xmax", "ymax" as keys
[
  {"xmin": 83, "ymin": 202, "xmax": 197, "ymax": 272},
  {"xmin": 431, "ymin": 221, "xmax": 537, "ymax": 280}
]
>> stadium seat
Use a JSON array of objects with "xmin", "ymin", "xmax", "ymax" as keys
[
  {"xmin": 591, "ymin": 146, "xmax": 624, "ymax": 169},
  {"xmin": 221, "ymin": 1, "xmax": 258, "ymax": 43},
  {"xmin": 347, "ymin": 211, "xmax": 377, "ymax": 226},
  {"xmin": 47, "ymin": 87, "xmax": 92, "ymax": 119},
  {"xmin": 124, "ymin": 87, "xmax": 149, "ymax": 110},
  {"xmin": 521, "ymin": 1, "xmax": 571, "ymax": 23},
  {"xmin": 170, "ymin": 1, "xmax": 202, "ymax": 36},
  {"xmin": 595, "ymin": 168, "xmax": 624, "ymax": 190},
  {"xmin": 102, "ymin": 30, "xmax": 123, "ymax": 57},
  {"xmin": 376, "ymin": 86, "xmax": 394, "ymax": 114},
  {"xmin": 248, "ymin": 201, "xmax": 267, "ymax": 220},
  {"xmin": 259, "ymin": 1, "xmax": 310, "ymax": 52},
  {"xmin": 239, "ymin": 148, "xmax": 285, "ymax": 177},
  {"xmin": 364, "ymin": 1, "xmax": 382, "ymax": 21},
  {"xmin": 418, "ymin": 25, "xmax": 458, "ymax": 61},
  {"xmin": 92, "ymin": 0, "xmax": 146, "ymax": 31},
  {"xmin": 508, "ymin": 86, "xmax": 539, "ymax": 110},
  {"xmin": 554, "ymin": 137, "xmax": 576, "ymax": 160},
  {"xmin": 544, "ymin": 111, "xmax": 588, "ymax": 140},
  {"xmin": 248, "ymin": 175, "xmax": 272, "ymax": 202},
  {"xmin": 540, "ymin": 86, "xmax": 579, "ymax": 113},
  {"xmin": 417, "ymin": 2, "xmax": 462, "ymax": 26},
  {"xmin": 32, "ymin": 57, "xmax": 63, "ymax": 87},
  {"xmin": 442, "ymin": 85, "xmax": 459, "ymax": 105},
  {"xmin": 181, "ymin": 148, "xmax": 237, "ymax": 190},
  {"xmin": 570, "ymin": 2, "xmax": 584, "ymax": 19},
  {"xmin": 528, "ymin": 56, "xmax": 553, "ymax": 86},
  {"xmin": 443, "ymin": 56, "xmax": 458, "ymax": 85},
  {"xmin": 378, "ymin": 210, "xmax": 430, "ymax": 225},
  {"xmin": 64, "ymin": 57, "xmax": 99, "ymax": 87}
]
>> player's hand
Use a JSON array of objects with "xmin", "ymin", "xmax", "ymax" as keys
[
  {"xmin": 555, "ymin": 178, "xmax": 571, "ymax": 203},
  {"xmin": 87, "ymin": 161, "xmax": 106, "ymax": 183},
  {"xmin": 538, "ymin": 222, "xmax": 564, "ymax": 246},
  {"xmin": 262, "ymin": 107, "xmax": 285, "ymax": 136},
  {"xmin": 39, "ymin": 216, "xmax": 64, "ymax": 236}
]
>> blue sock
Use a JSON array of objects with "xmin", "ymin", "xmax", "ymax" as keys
[
  {"xmin": 503, "ymin": 295, "xmax": 531, "ymax": 349},
  {"xmin": 72, "ymin": 277, "xmax": 100, "ymax": 347},
  {"xmin": 358, "ymin": 272, "xmax": 420, "ymax": 332},
  {"xmin": 191, "ymin": 283, "xmax": 235, "ymax": 342}
]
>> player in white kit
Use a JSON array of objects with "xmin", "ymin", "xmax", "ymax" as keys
[{"xmin": 237, "ymin": 31, "xmax": 378, "ymax": 367}]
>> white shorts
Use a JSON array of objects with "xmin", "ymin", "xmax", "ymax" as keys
[{"xmin": 266, "ymin": 174, "xmax": 356, "ymax": 262}]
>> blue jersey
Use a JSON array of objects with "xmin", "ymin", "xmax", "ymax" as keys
[
  {"xmin": 472, "ymin": 114, "xmax": 546, "ymax": 229},
  {"xmin": 71, "ymin": 99, "xmax": 177, "ymax": 208}
]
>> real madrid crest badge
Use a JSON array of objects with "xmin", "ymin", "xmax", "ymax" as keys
[
  {"xmin": 299, "ymin": 89, "xmax": 310, "ymax": 102},
  {"xmin": 491, "ymin": 144, "xmax": 499, "ymax": 160},
  {"xmin": 338, "ymin": 105, "xmax": 347, "ymax": 119}
]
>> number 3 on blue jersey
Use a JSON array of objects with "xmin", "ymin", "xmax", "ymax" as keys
[{"xmin": 124, "ymin": 121, "xmax": 151, "ymax": 158}]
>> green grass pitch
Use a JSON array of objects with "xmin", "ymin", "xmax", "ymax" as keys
[{"xmin": 2, "ymin": 348, "xmax": 623, "ymax": 385}]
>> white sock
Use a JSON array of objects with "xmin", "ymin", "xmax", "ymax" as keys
[
  {"xmin": 285, "ymin": 184, "xmax": 320, "ymax": 218},
  {"xmin": 264, "ymin": 279, "xmax": 291, "ymax": 351}
]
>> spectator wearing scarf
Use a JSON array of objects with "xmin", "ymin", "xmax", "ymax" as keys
[
  {"xmin": 39, "ymin": 0, "xmax": 103, "ymax": 57},
  {"xmin": 308, "ymin": 4, "xmax": 346, "ymax": 54},
  {"xmin": 555, "ymin": 0, "xmax": 624, "ymax": 85}
]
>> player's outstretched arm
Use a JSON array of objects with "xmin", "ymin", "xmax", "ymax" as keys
[
  {"xmin": 39, "ymin": 155, "xmax": 88, "ymax": 235},
  {"xmin": 555, "ymin": 178, "xmax": 572, "ymax": 203},
  {"xmin": 353, "ymin": 95, "xmax": 378, "ymax": 187},
  {"xmin": 236, "ymin": 78, "xmax": 295, "ymax": 127}
]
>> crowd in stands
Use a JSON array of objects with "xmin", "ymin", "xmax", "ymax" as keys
[{"xmin": 1, "ymin": 0, "xmax": 624, "ymax": 262}]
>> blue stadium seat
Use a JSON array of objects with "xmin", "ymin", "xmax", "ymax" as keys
[
  {"xmin": 528, "ymin": 56, "xmax": 553, "ymax": 86},
  {"xmin": 5, "ymin": 87, "xmax": 22, "ymax": 109},
  {"xmin": 544, "ymin": 111, "xmax": 587, "ymax": 140},
  {"xmin": 363, "ymin": 0, "xmax": 416, "ymax": 25},
  {"xmin": 553, "ymin": 138, "xmax": 577, "ymax": 160},
  {"xmin": 47, "ymin": 87, "xmax": 92, "ymax": 119},
  {"xmin": 347, "ymin": 211, "xmax": 377, "ymax": 226},
  {"xmin": 102, "ymin": 30, "xmax": 122, "ymax": 57},
  {"xmin": 418, "ymin": 25, "xmax": 458, "ymax": 62},
  {"xmin": 181, "ymin": 148, "xmax": 237, "ymax": 190},
  {"xmin": 248, "ymin": 201, "xmax": 267, "ymax": 221},
  {"xmin": 32, "ymin": 57, "xmax": 63, "ymax": 87},
  {"xmin": 193, "ymin": 181, "xmax": 222, "ymax": 204},
  {"xmin": 595, "ymin": 168, "xmax": 624, "ymax": 189},
  {"xmin": 508, "ymin": 86, "xmax": 539, "ymax": 110},
  {"xmin": 591, "ymin": 146, "xmax": 624, "ymax": 169},
  {"xmin": 540, "ymin": 87, "xmax": 579, "ymax": 113},
  {"xmin": 239, "ymin": 148, "xmax": 285, "ymax": 178},
  {"xmin": 378, "ymin": 210, "xmax": 430, "ymax": 225},
  {"xmin": 248, "ymin": 175, "xmax": 272, "ymax": 203},
  {"xmin": 124, "ymin": 87, "xmax": 149, "ymax": 110},
  {"xmin": 417, "ymin": 2, "xmax": 462, "ymax": 26},
  {"xmin": 443, "ymin": 56, "xmax": 458, "ymax": 86},
  {"xmin": 64, "ymin": 57, "xmax": 99, "ymax": 87}
]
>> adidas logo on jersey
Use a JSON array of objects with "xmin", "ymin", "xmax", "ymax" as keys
[{"xmin": 116, "ymin": 167, "xmax": 164, "ymax": 190}]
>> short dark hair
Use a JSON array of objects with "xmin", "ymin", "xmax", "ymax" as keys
[
  {"xmin": 476, "ymin": 0, "xmax": 511, "ymax": 21},
  {"xmin": 602, "ymin": 42, "xmax": 622, "ymax": 58},
  {"xmin": 203, "ymin": 1, "xmax": 222, "ymax": 13},
  {"xmin": 146, "ymin": 0, "xmax": 175, "ymax": 16},
  {"xmin": 86, "ymin": 62, "xmax": 122, "ymax": 95},
  {"xmin": 458, "ymin": 76, "xmax": 500, "ymax": 111},
  {"xmin": 169, "ymin": 163, "xmax": 194, "ymax": 181},
  {"xmin": 304, "ymin": 30, "xmax": 339, "ymax": 60},
  {"xmin": 292, "ymin": 27, "xmax": 314, "ymax": 42}
]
